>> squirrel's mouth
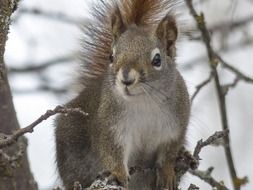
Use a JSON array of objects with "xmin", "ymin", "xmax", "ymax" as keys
[
  {"xmin": 115, "ymin": 81, "xmax": 144, "ymax": 98},
  {"xmin": 123, "ymin": 87, "xmax": 142, "ymax": 96}
]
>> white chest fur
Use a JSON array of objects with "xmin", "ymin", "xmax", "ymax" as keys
[{"xmin": 112, "ymin": 95, "xmax": 180, "ymax": 171}]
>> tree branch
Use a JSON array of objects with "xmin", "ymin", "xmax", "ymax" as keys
[
  {"xmin": 193, "ymin": 130, "xmax": 229, "ymax": 161},
  {"xmin": 0, "ymin": 106, "xmax": 88, "ymax": 149},
  {"xmin": 0, "ymin": 0, "xmax": 38, "ymax": 189},
  {"xmin": 217, "ymin": 55, "xmax": 253, "ymax": 83},
  {"xmin": 175, "ymin": 130, "xmax": 229, "ymax": 181},
  {"xmin": 191, "ymin": 71, "xmax": 214, "ymax": 103},
  {"xmin": 189, "ymin": 167, "xmax": 229, "ymax": 190},
  {"xmin": 222, "ymin": 76, "xmax": 240, "ymax": 95},
  {"xmin": 182, "ymin": 36, "xmax": 253, "ymax": 71},
  {"xmin": 185, "ymin": 1, "xmax": 247, "ymax": 189},
  {"xmin": 12, "ymin": 84, "xmax": 67, "ymax": 95},
  {"xmin": 209, "ymin": 14, "xmax": 253, "ymax": 34},
  {"xmin": 8, "ymin": 55, "xmax": 74, "ymax": 74},
  {"xmin": 13, "ymin": 8, "xmax": 84, "ymax": 25},
  {"xmin": 186, "ymin": 14, "xmax": 253, "ymax": 41}
]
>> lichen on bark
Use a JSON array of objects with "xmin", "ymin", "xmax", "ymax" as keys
[{"xmin": 0, "ymin": 0, "xmax": 37, "ymax": 189}]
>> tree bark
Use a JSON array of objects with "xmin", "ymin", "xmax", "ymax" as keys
[{"xmin": 0, "ymin": 0, "xmax": 37, "ymax": 189}]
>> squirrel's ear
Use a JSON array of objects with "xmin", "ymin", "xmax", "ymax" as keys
[
  {"xmin": 156, "ymin": 15, "xmax": 178, "ymax": 56},
  {"xmin": 111, "ymin": 6, "xmax": 126, "ymax": 42}
]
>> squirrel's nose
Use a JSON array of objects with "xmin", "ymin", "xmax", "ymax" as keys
[{"xmin": 121, "ymin": 79, "xmax": 135, "ymax": 86}]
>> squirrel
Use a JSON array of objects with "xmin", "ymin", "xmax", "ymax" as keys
[{"xmin": 55, "ymin": 0, "xmax": 190, "ymax": 190}]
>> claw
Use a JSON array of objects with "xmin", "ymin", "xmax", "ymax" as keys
[
  {"xmin": 107, "ymin": 174, "xmax": 122, "ymax": 186},
  {"xmin": 96, "ymin": 170, "xmax": 111, "ymax": 180},
  {"xmin": 155, "ymin": 165, "xmax": 177, "ymax": 190},
  {"xmin": 97, "ymin": 170, "xmax": 124, "ymax": 187}
]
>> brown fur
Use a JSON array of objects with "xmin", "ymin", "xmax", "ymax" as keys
[
  {"xmin": 55, "ymin": 1, "xmax": 189, "ymax": 190},
  {"xmin": 79, "ymin": 0, "xmax": 181, "ymax": 83}
]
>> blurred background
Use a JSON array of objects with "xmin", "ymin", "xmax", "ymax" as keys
[{"xmin": 4, "ymin": 0, "xmax": 253, "ymax": 189}]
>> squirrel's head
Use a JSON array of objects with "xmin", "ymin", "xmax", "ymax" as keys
[{"xmin": 109, "ymin": 8, "xmax": 178, "ymax": 100}]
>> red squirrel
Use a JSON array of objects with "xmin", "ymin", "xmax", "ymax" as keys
[{"xmin": 55, "ymin": 1, "xmax": 190, "ymax": 189}]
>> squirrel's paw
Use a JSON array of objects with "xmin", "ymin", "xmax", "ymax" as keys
[
  {"xmin": 176, "ymin": 147, "xmax": 199, "ymax": 170},
  {"xmin": 155, "ymin": 166, "xmax": 177, "ymax": 190},
  {"xmin": 97, "ymin": 170, "xmax": 127, "ymax": 187}
]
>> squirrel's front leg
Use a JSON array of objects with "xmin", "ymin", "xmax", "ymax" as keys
[
  {"xmin": 98, "ymin": 147, "xmax": 129, "ymax": 189},
  {"xmin": 155, "ymin": 161, "xmax": 177, "ymax": 190},
  {"xmin": 155, "ymin": 144, "xmax": 179, "ymax": 190},
  {"xmin": 98, "ymin": 164, "xmax": 129, "ymax": 188}
]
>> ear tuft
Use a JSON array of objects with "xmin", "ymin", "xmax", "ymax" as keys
[
  {"xmin": 111, "ymin": 6, "xmax": 126, "ymax": 42},
  {"xmin": 156, "ymin": 15, "xmax": 178, "ymax": 56}
]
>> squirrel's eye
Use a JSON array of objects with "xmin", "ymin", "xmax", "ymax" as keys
[
  {"xmin": 151, "ymin": 53, "xmax": 162, "ymax": 69},
  {"xmin": 109, "ymin": 54, "xmax": 114, "ymax": 63}
]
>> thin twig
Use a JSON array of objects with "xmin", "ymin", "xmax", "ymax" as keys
[
  {"xmin": 189, "ymin": 167, "xmax": 229, "ymax": 190},
  {"xmin": 217, "ymin": 55, "xmax": 253, "ymax": 83},
  {"xmin": 175, "ymin": 130, "xmax": 228, "ymax": 183},
  {"xmin": 191, "ymin": 71, "xmax": 214, "ymax": 102},
  {"xmin": 209, "ymin": 14, "xmax": 253, "ymax": 34},
  {"xmin": 193, "ymin": 130, "xmax": 229, "ymax": 161},
  {"xmin": 186, "ymin": 14, "xmax": 253, "ymax": 41},
  {"xmin": 8, "ymin": 55, "xmax": 74, "ymax": 74},
  {"xmin": 0, "ymin": 106, "xmax": 88, "ymax": 149},
  {"xmin": 13, "ymin": 85, "xmax": 67, "ymax": 95},
  {"xmin": 182, "ymin": 36, "xmax": 253, "ymax": 71},
  {"xmin": 222, "ymin": 76, "xmax": 240, "ymax": 96},
  {"xmin": 13, "ymin": 8, "xmax": 85, "ymax": 25}
]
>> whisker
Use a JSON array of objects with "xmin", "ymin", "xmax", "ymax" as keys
[
  {"xmin": 142, "ymin": 85, "xmax": 164, "ymax": 105},
  {"xmin": 141, "ymin": 85, "xmax": 173, "ymax": 128},
  {"xmin": 141, "ymin": 86, "xmax": 159, "ymax": 105},
  {"xmin": 142, "ymin": 83, "xmax": 169, "ymax": 104},
  {"xmin": 144, "ymin": 83, "xmax": 170, "ymax": 101},
  {"xmin": 141, "ymin": 85, "xmax": 170, "ymax": 117}
]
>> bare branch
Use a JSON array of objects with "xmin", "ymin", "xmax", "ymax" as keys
[
  {"xmin": 222, "ymin": 76, "xmax": 240, "ymax": 95},
  {"xmin": 189, "ymin": 167, "xmax": 229, "ymax": 190},
  {"xmin": 182, "ymin": 37, "xmax": 253, "ymax": 71},
  {"xmin": 193, "ymin": 130, "xmax": 229, "ymax": 161},
  {"xmin": 186, "ymin": 14, "xmax": 253, "ymax": 41},
  {"xmin": 0, "ymin": 106, "xmax": 88, "ymax": 149},
  {"xmin": 209, "ymin": 14, "xmax": 253, "ymax": 34},
  {"xmin": 191, "ymin": 71, "xmax": 214, "ymax": 103},
  {"xmin": 185, "ymin": 1, "xmax": 245, "ymax": 189},
  {"xmin": 13, "ymin": 8, "xmax": 85, "ymax": 25},
  {"xmin": 175, "ymin": 129, "xmax": 229, "ymax": 186},
  {"xmin": 12, "ymin": 85, "xmax": 67, "ymax": 95},
  {"xmin": 217, "ymin": 55, "xmax": 253, "ymax": 83},
  {"xmin": 8, "ymin": 55, "xmax": 74, "ymax": 74}
]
